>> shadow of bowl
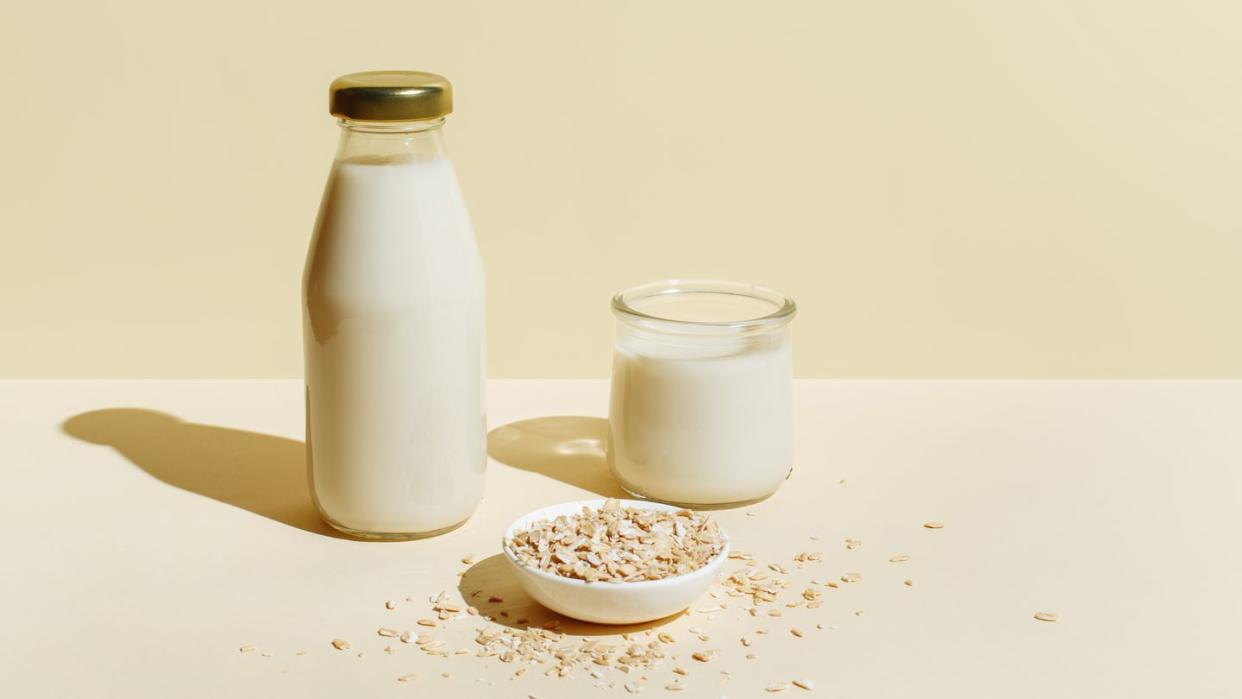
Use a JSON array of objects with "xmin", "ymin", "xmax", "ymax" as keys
[{"xmin": 457, "ymin": 554, "xmax": 682, "ymax": 636}]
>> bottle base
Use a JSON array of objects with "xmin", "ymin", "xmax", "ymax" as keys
[{"xmin": 318, "ymin": 510, "xmax": 472, "ymax": 541}]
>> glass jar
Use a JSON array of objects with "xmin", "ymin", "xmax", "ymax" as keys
[
  {"xmin": 303, "ymin": 72, "xmax": 485, "ymax": 539},
  {"xmin": 606, "ymin": 280, "xmax": 797, "ymax": 507}
]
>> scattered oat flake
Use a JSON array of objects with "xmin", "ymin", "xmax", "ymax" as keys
[
  {"xmin": 378, "ymin": 627, "xmax": 400, "ymax": 638},
  {"xmin": 665, "ymin": 683, "xmax": 684, "ymax": 691},
  {"xmin": 261, "ymin": 651, "xmax": 273, "ymax": 657},
  {"xmin": 904, "ymin": 579, "xmax": 914, "ymax": 587},
  {"xmin": 386, "ymin": 600, "xmax": 397, "ymax": 610},
  {"xmin": 740, "ymin": 636, "xmax": 752, "ymax": 646},
  {"xmin": 746, "ymin": 511, "xmax": 757, "ymax": 517},
  {"xmin": 331, "ymin": 639, "xmax": 351, "ymax": 651},
  {"xmin": 441, "ymin": 672, "xmax": 451, "ymax": 678},
  {"xmin": 844, "ymin": 538, "xmax": 861, "ymax": 550},
  {"xmin": 790, "ymin": 628, "xmax": 804, "ymax": 638},
  {"xmin": 397, "ymin": 673, "xmax": 417, "ymax": 683},
  {"xmin": 462, "ymin": 554, "xmax": 476, "ymax": 565},
  {"xmin": 239, "ymin": 644, "xmax": 257, "ymax": 653},
  {"xmin": 417, "ymin": 619, "xmax": 437, "ymax": 627},
  {"xmin": 854, "ymin": 610, "xmax": 865, "ymax": 616},
  {"xmin": 672, "ymin": 666, "xmax": 688, "ymax": 675},
  {"xmin": 1034, "ymin": 612, "xmax": 1059, "ymax": 622},
  {"xmin": 691, "ymin": 650, "xmax": 717, "ymax": 662},
  {"xmin": 624, "ymin": 681, "xmax": 642, "ymax": 693},
  {"xmin": 923, "ymin": 522, "xmax": 944, "ymax": 529},
  {"xmin": 840, "ymin": 573, "xmax": 862, "ymax": 583},
  {"xmin": 657, "ymin": 632, "xmax": 675, "ymax": 644},
  {"xmin": 793, "ymin": 678, "xmax": 815, "ymax": 690},
  {"xmin": 767, "ymin": 682, "xmax": 791, "ymax": 692},
  {"xmin": 746, "ymin": 653, "xmax": 757, "ymax": 660},
  {"xmin": 889, "ymin": 555, "xmax": 910, "ymax": 563}
]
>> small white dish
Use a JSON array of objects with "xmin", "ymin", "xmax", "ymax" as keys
[{"xmin": 501, "ymin": 499, "xmax": 730, "ymax": 625}]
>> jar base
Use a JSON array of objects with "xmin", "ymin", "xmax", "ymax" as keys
[
  {"xmin": 614, "ymin": 474, "xmax": 786, "ymax": 511},
  {"xmin": 319, "ymin": 510, "xmax": 472, "ymax": 541}
]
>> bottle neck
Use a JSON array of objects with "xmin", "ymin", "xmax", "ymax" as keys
[{"xmin": 334, "ymin": 117, "xmax": 448, "ymax": 162}]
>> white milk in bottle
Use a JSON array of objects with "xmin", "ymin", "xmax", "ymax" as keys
[{"xmin": 303, "ymin": 71, "xmax": 485, "ymax": 538}]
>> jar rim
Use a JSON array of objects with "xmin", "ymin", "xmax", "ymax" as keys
[{"xmin": 611, "ymin": 280, "xmax": 796, "ymax": 333}]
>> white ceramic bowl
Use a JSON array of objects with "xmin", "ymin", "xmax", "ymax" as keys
[{"xmin": 501, "ymin": 499, "xmax": 730, "ymax": 625}]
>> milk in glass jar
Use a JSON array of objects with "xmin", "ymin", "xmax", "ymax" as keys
[{"xmin": 607, "ymin": 280, "xmax": 796, "ymax": 507}]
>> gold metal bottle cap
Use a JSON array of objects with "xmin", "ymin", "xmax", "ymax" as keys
[{"xmin": 328, "ymin": 71, "xmax": 453, "ymax": 121}]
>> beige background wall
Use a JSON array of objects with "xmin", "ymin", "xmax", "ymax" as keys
[{"xmin": 2, "ymin": 0, "xmax": 1239, "ymax": 378}]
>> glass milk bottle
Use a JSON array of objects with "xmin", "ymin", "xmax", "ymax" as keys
[
  {"xmin": 303, "ymin": 71, "xmax": 485, "ymax": 538},
  {"xmin": 607, "ymin": 280, "xmax": 796, "ymax": 507}
]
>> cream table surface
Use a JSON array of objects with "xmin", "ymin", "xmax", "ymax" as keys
[{"xmin": 1, "ymin": 380, "xmax": 1239, "ymax": 698}]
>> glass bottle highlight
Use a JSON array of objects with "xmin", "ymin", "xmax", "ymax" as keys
[
  {"xmin": 607, "ymin": 281, "xmax": 796, "ymax": 507},
  {"xmin": 303, "ymin": 71, "xmax": 486, "ymax": 538}
]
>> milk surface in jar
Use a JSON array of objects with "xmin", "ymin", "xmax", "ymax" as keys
[
  {"xmin": 607, "ymin": 281, "xmax": 796, "ymax": 506},
  {"xmin": 303, "ymin": 71, "xmax": 485, "ymax": 538}
]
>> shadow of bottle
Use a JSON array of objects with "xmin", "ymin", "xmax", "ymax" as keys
[
  {"xmin": 61, "ymin": 408, "xmax": 348, "ymax": 539},
  {"xmin": 486, "ymin": 416, "xmax": 628, "ymax": 498}
]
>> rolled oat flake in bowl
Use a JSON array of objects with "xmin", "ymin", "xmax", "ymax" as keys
[{"xmin": 501, "ymin": 499, "xmax": 730, "ymax": 624}]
